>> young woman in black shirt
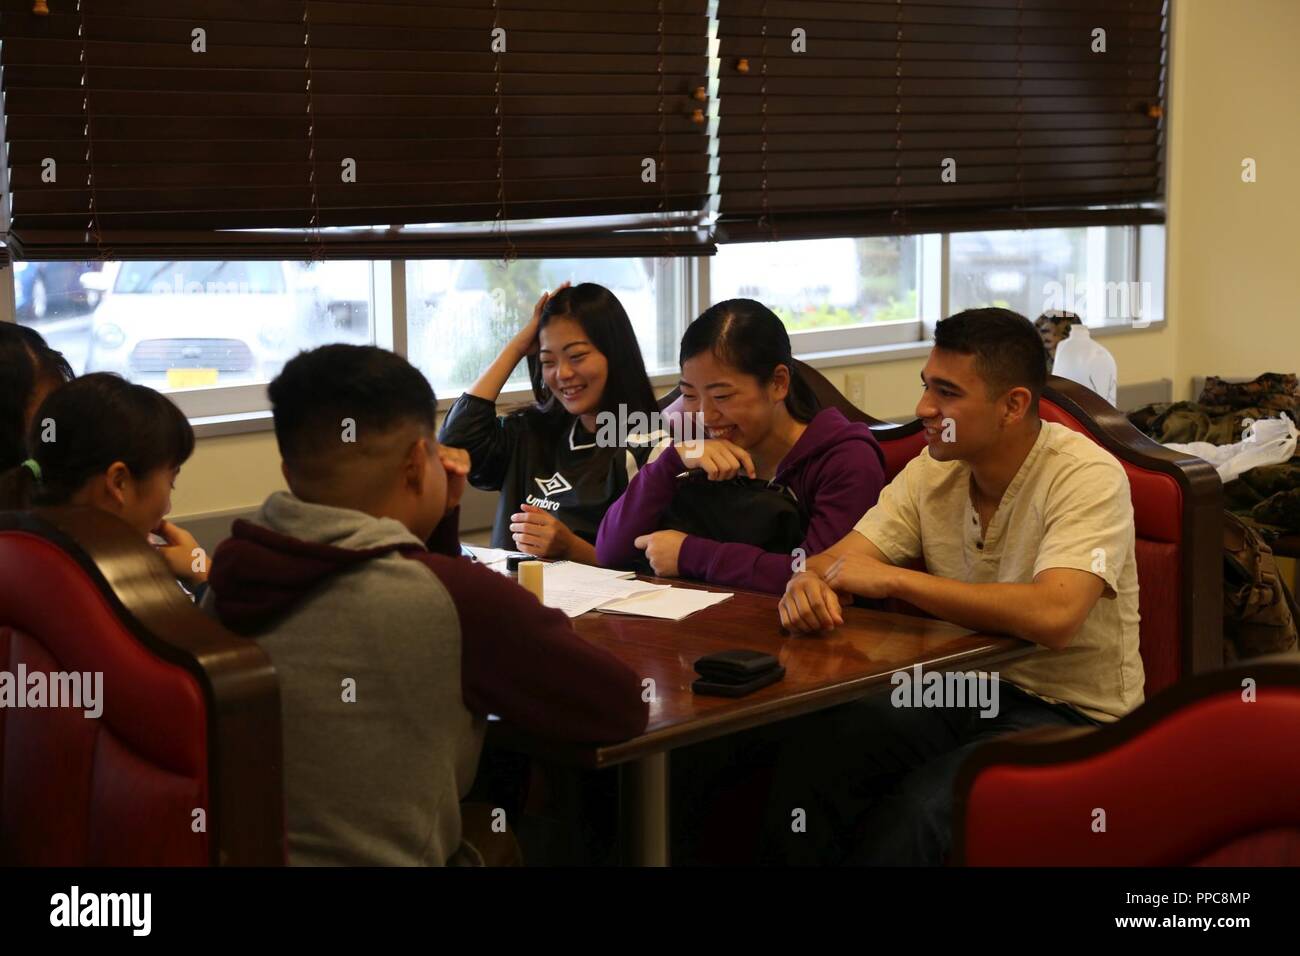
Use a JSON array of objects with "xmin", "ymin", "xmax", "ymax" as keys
[{"xmin": 439, "ymin": 281, "xmax": 667, "ymax": 564}]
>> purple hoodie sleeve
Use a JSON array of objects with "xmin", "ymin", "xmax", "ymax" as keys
[
  {"xmin": 677, "ymin": 439, "xmax": 886, "ymax": 594},
  {"xmin": 595, "ymin": 443, "xmax": 685, "ymax": 569}
]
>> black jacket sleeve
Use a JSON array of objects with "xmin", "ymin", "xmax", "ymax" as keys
[{"xmin": 438, "ymin": 393, "xmax": 525, "ymax": 492}]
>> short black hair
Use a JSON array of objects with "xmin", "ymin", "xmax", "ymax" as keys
[
  {"xmin": 268, "ymin": 344, "xmax": 437, "ymax": 471},
  {"xmin": 933, "ymin": 308, "xmax": 1047, "ymax": 405},
  {"xmin": 680, "ymin": 298, "xmax": 821, "ymax": 423},
  {"xmin": 26, "ymin": 373, "xmax": 194, "ymax": 507}
]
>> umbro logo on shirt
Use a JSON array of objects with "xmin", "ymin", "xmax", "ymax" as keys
[{"xmin": 534, "ymin": 472, "xmax": 573, "ymax": 497}]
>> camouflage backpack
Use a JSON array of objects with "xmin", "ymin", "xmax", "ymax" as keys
[
  {"xmin": 1200, "ymin": 373, "xmax": 1298, "ymax": 417},
  {"xmin": 1222, "ymin": 511, "xmax": 1299, "ymax": 661}
]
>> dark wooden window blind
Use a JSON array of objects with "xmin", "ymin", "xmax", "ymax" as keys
[
  {"xmin": 0, "ymin": 0, "xmax": 715, "ymax": 259},
  {"xmin": 1, "ymin": 0, "xmax": 1171, "ymax": 261},
  {"xmin": 714, "ymin": 0, "xmax": 1167, "ymax": 242}
]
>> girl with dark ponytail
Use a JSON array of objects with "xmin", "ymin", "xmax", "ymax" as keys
[
  {"xmin": 596, "ymin": 298, "xmax": 888, "ymax": 595},
  {"xmin": 0, "ymin": 373, "xmax": 208, "ymax": 595}
]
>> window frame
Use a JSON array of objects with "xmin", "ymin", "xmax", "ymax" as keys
[{"xmin": 0, "ymin": 223, "xmax": 1166, "ymax": 436}]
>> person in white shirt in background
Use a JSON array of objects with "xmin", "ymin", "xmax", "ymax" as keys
[{"xmin": 1039, "ymin": 312, "xmax": 1119, "ymax": 407}]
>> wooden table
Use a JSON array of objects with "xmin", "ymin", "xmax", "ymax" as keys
[{"xmin": 490, "ymin": 578, "xmax": 1035, "ymax": 866}]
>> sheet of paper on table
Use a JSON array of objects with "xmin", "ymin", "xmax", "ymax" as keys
[
  {"xmin": 464, "ymin": 547, "xmax": 635, "ymax": 580},
  {"xmin": 597, "ymin": 587, "xmax": 734, "ymax": 621},
  {"xmin": 462, "ymin": 547, "xmax": 728, "ymax": 619},
  {"xmin": 463, "ymin": 548, "xmax": 649, "ymax": 616},
  {"xmin": 546, "ymin": 575, "xmax": 669, "ymax": 618},
  {"xmin": 542, "ymin": 560, "xmax": 637, "ymax": 585}
]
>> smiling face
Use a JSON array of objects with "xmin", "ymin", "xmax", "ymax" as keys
[
  {"xmin": 678, "ymin": 349, "xmax": 788, "ymax": 450},
  {"xmin": 538, "ymin": 315, "xmax": 609, "ymax": 420},
  {"xmin": 917, "ymin": 348, "xmax": 1031, "ymax": 463}
]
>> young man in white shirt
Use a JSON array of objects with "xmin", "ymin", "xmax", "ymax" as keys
[{"xmin": 767, "ymin": 308, "xmax": 1143, "ymax": 865}]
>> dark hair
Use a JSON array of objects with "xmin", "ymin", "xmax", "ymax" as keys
[
  {"xmin": 526, "ymin": 282, "xmax": 659, "ymax": 424},
  {"xmin": 0, "ymin": 372, "xmax": 194, "ymax": 509},
  {"xmin": 934, "ymin": 307, "xmax": 1047, "ymax": 405},
  {"xmin": 679, "ymin": 298, "xmax": 820, "ymax": 423},
  {"xmin": 0, "ymin": 323, "xmax": 75, "ymax": 471},
  {"xmin": 1036, "ymin": 310, "xmax": 1083, "ymax": 327},
  {"xmin": 268, "ymin": 344, "xmax": 437, "ymax": 472}
]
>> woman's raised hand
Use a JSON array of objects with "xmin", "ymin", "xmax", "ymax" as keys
[{"xmin": 511, "ymin": 281, "xmax": 572, "ymax": 359}]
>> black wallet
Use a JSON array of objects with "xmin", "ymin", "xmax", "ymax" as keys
[{"xmin": 692, "ymin": 650, "xmax": 785, "ymax": 697}]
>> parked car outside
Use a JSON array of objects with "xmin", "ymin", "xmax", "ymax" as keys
[{"xmin": 84, "ymin": 260, "xmax": 315, "ymax": 390}]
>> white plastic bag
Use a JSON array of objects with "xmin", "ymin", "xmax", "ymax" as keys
[{"xmin": 1165, "ymin": 414, "xmax": 1297, "ymax": 483}]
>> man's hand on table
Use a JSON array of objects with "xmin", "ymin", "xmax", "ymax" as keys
[{"xmin": 779, "ymin": 570, "xmax": 852, "ymax": 634}]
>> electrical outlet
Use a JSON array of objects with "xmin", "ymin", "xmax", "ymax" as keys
[{"xmin": 844, "ymin": 372, "xmax": 866, "ymax": 409}]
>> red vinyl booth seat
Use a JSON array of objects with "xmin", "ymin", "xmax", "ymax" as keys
[
  {"xmin": 0, "ymin": 508, "xmax": 283, "ymax": 866},
  {"xmin": 955, "ymin": 661, "xmax": 1300, "ymax": 865},
  {"xmin": 0, "ymin": 531, "xmax": 209, "ymax": 864},
  {"xmin": 876, "ymin": 428, "xmax": 928, "ymax": 485}
]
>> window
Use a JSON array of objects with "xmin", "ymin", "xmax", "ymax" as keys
[
  {"xmin": 710, "ymin": 236, "xmax": 927, "ymax": 352},
  {"xmin": 950, "ymin": 228, "xmax": 1085, "ymax": 318},
  {"xmin": 3, "ymin": 223, "xmax": 1163, "ymax": 425},
  {"xmin": 112, "ymin": 261, "xmax": 288, "ymax": 296},
  {"xmin": 949, "ymin": 226, "xmax": 1153, "ymax": 327},
  {"xmin": 706, "ymin": 224, "xmax": 1159, "ymax": 361},
  {"xmin": 12, "ymin": 259, "xmax": 376, "ymax": 418},
  {"xmin": 12, "ymin": 261, "xmax": 102, "ymax": 323},
  {"xmin": 405, "ymin": 257, "xmax": 686, "ymax": 399}
]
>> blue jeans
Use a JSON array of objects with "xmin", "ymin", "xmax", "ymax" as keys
[{"xmin": 761, "ymin": 678, "xmax": 1100, "ymax": 865}]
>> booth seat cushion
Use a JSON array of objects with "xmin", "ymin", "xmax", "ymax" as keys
[
  {"xmin": 962, "ymin": 687, "xmax": 1300, "ymax": 865},
  {"xmin": 0, "ymin": 531, "xmax": 210, "ymax": 865},
  {"xmin": 1040, "ymin": 401, "xmax": 1183, "ymax": 544},
  {"xmin": 1133, "ymin": 538, "xmax": 1182, "ymax": 695},
  {"xmin": 875, "ymin": 429, "xmax": 928, "ymax": 483},
  {"xmin": 1192, "ymin": 827, "xmax": 1300, "ymax": 866}
]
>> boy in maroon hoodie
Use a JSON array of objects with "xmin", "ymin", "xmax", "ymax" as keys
[{"xmin": 204, "ymin": 344, "xmax": 647, "ymax": 866}]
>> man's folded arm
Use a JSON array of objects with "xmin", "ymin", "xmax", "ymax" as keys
[{"xmin": 414, "ymin": 554, "xmax": 650, "ymax": 742}]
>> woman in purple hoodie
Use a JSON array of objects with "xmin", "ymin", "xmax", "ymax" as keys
[{"xmin": 596, "ymin": 298, "xmax": 886, "ymax": 595}]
